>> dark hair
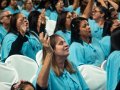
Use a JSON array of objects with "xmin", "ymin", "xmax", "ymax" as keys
[
  {"xmin": 9, "ymin": 13, "xmax": 20, "ymax": 34},
  {"xmin": 102, "ymin": 19, "xmax": 113, "ymax": 37},
  {"xmin": 0, "ymin": 0, "xmax": 10, "ymax": 10},
  {"xmin": 50, "ymin": 0, "xmax": 59, "ymax": 10},
  {"xmin": 71, "ymin": 17, "xmax": 87, "ymax": 44},
  {"xmin": 54, "ymin": 11, "xmax": 68, "ymax": 33},
  {"xmin": 11, "ymin": 81, "xmax": 35, "ymax": 90},
  {"xmin": 111, "ymin": 27, "xmax": 120, "ymax": 52},
  {"xmin": 28, "ymin": 11, "xmax": 40, "ymax": 35},
  {"xmin": 97, "ymin": 6, "xmax": 109, "ymax": 20}
]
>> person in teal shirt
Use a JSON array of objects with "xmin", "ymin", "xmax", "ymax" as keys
[
  {"xmin": 49, "ymin": 0, "xmax": 79, "ymax": 21},
  {"xmin": 1, "ymin": 13, "xmax": 42, "ymax": 62},
  {"xmin": 55, "ymin": 11, "xmax": 73, "ymax": 45},
  {"xmin": 106, "ymin": 27, "xmax": 120, "ymax": 90},
  {"xmin": 68, "ymin": 17, "xmax": 105, "ymax": 66},
  {"xmin": 4, "ymin": 0, "xmax": 20, "ymax": 14},
  {"xmin": 21, "ymin": 0, "xmax": 35, "ymax": 18},
  {"xmin": 0, "ymin": 10, "xmax": 11, "ymax": 44},
  {"xmin": 34, "ymin": 33, "xmax": 89, "ymax": 90}
]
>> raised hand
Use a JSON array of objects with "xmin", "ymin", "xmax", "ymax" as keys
[{"xmin": 39, "ymin": 32, "xmax": 53, "ymax": 53}]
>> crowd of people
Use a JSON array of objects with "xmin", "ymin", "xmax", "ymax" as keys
[{"xmin": 0, "ymin": 0, "xmax": 120, "ymax": 90}]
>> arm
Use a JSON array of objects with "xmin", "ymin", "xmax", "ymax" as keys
[
  {"xmin": 72, "ymin": 0, "xmax": 79, "ymax": 9},
  {"xmin": 82, "ymin": 0, "xmax": 94, "ymax": 19},
  {"xmin": 108, "ymin": 0, "xmax": 118, "ymax": 10},
  {"xmin": 98, "ymin": 0, "xmax": 108, "ymax": 8},
  {"xmin": 8, "ymin": 34, "xmax": 28, "ymax": 56},
  {"xmin": 37, "ymin": 33, "xmax": 53, "ymax": 88}
]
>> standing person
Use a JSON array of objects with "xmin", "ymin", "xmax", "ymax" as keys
[{"xmin": 34, "ymin": 33, "xmax": 89, "ymax": 90}]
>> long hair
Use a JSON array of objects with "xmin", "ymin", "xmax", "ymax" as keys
[
  {"xmin": 111, "ymin": 27, "xmax": 120, "ymax": 52},
  {"xmin": 28, "ymin": 11, "xmax": 40, "ymax": 35},
  {"xmin": 42, "ymin": 34, "xmax": 75, "ymax": 76},
  {"xmin": 102, "ymin": 19, "xmax": 113, "ymax": 37},
  {"xmin": 9, "ymin": 13, "xmax": 20, "ymax": 34},
  {"xmin": 54, "ymin": 11, "xmax": 68, "ymax": 33},
  {"xmin": 71, "ymin": 17, "xmax": 87, "ymax": 44}
]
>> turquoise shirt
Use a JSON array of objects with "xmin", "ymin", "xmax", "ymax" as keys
[
  {"xmin": 55, "ymin": 30, "xmax": 71, "ymax": 45},
  {"xmin": 118, "ymin": 12, "xmax": 120, "ymax": 20},
  {"xmin": 88, "ymin": 19, "xmax": 103, "ymax": 40},
  {"xmin": 68, "ymin": 42, "xmax": 85, "ymax": 66},
  {"xmin": 0, "ymin": 24, "xmax": 7, "ymax": 44},
  {"xmin": 49, "ymin": 5, "xmax": 74, "ymax": 21},
  {"xmin": 4, "ymin": 6, "xmax": 20, "ymax": 14},
  {"xmin": 74, "ymin": 7, "xmax": 81, "ymax": 16},
  {"xmin": 68, "ymin": 38, "xmax": 105, "ymax": 66},
  {"xmin": 33, "ymin": 64, "xmax": 89, "ymax": 90},
  {"xmin": 21, "ymin": 8, "xmax": 34, "ymax": 18},
  {"xmin": 100, "ymin": 36, "xmax": 111, "ymax": 59},
  {"xmin": 83, "ymin": 40, "xmax": 105, "ymax": 66},
  {"xmin": 1, "ymin": 33, "xmax": 42, "ymax": 62},
  {"xmin": 106, "ymin": 51, "xmax": 120, "ymax": 90}
]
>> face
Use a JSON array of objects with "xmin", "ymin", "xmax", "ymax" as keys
[
  {"xmin": 1, "ymin": 0, "xmax": 7, "ymax": 8},
  {"xmin": 55, "ymin": 0, "xmax": 64, "ymax": 13},
  {"xmin": 1, "ymin": 11, "xmax": 11, "ymax": 25},
  {"xmin": 92, "ymin": 7, "xmax": 103, "ymax": 20},
  {"xmin": 79, "ymin": 20, "xmax": 91, "ymax": 37},
  {"xmin": 10, "ymin": 0, "xmax": 17, "ymax": 7},
  {"xmin": 65, "ymin": 12, "xmax": 72, "ymax": 28},
  {"xmin": 24, "ymin": 85, "xmax": 34, "ymax": 90},
  {"xmin": 25, "ymin": 0, "xmax": 33, "ymax": 10},
  {"xmin": 16, "ymin": 14, "xmax": 28, "ymax": 30},
  {"xmin": 54, "ymin": 36, "xmax": 69, "ymax": 57},
  {"xmin": 111, "ymin": 10, "xmax": 118, "ymax": 19},
  {"xmin": 110, "ymin": 19, "xmax": 120, "ymax": 32}
]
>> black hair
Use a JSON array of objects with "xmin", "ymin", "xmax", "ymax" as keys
[
  {"xmin": 11, "ymin": 81, "xmax": 35, "ymax": 90},
  {"xmin": 111, "ymin": 27, "xmax": 120, "ymax": 52},
  {"xmin": 102, "ymin": 19, "xmax": 113, "ymax": 37},
  {"xmin": 71, "ymin": 17, "xmax": 87, "ymax": 44},
  {"xmin": 54, "ymin": 11, "xmax": 68, "ymax": 33},
  {"xmin": 9, "ymin": 13, "xmax": 20, "ymax": 34},
  {"xmin": 28, "ymin": 10, "xmax": 40, "ymax": 35}
]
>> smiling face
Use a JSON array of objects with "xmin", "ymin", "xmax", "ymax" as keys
[{"xmin": 54, "ymin": 36, "xmax": 69, "ymax": 57}]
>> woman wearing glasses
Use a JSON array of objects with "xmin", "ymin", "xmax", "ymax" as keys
[{"xmin": 1, "ymin": 13, "xmax": 42, "ymax": 62}]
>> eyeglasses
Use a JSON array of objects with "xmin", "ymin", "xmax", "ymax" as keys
[
  {"xmin": 2, "ymin": 14, "xmax": 12, "ymax": 18},
  {"xmin": 66, "ymin": 15, "xmax": 72, "ymax": 19},
  {"xmin": 81, "ymin": 23, "xmax": 89, "ymax": 28},
  {"xmin": 92, "ymin": 10, "xmax": 101, "ymax": 13}
]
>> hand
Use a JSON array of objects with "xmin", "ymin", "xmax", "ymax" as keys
[
  {"xmin": 39, "ymin": 32, "xmax": 53, "ymax": 53},
  {"xmin": 19, "ymin": 19, "xmax": 28, "ymax": 36},
  {"xmin": 40, "ymin": 9, "xmax": 46, "ymax": 24}
]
